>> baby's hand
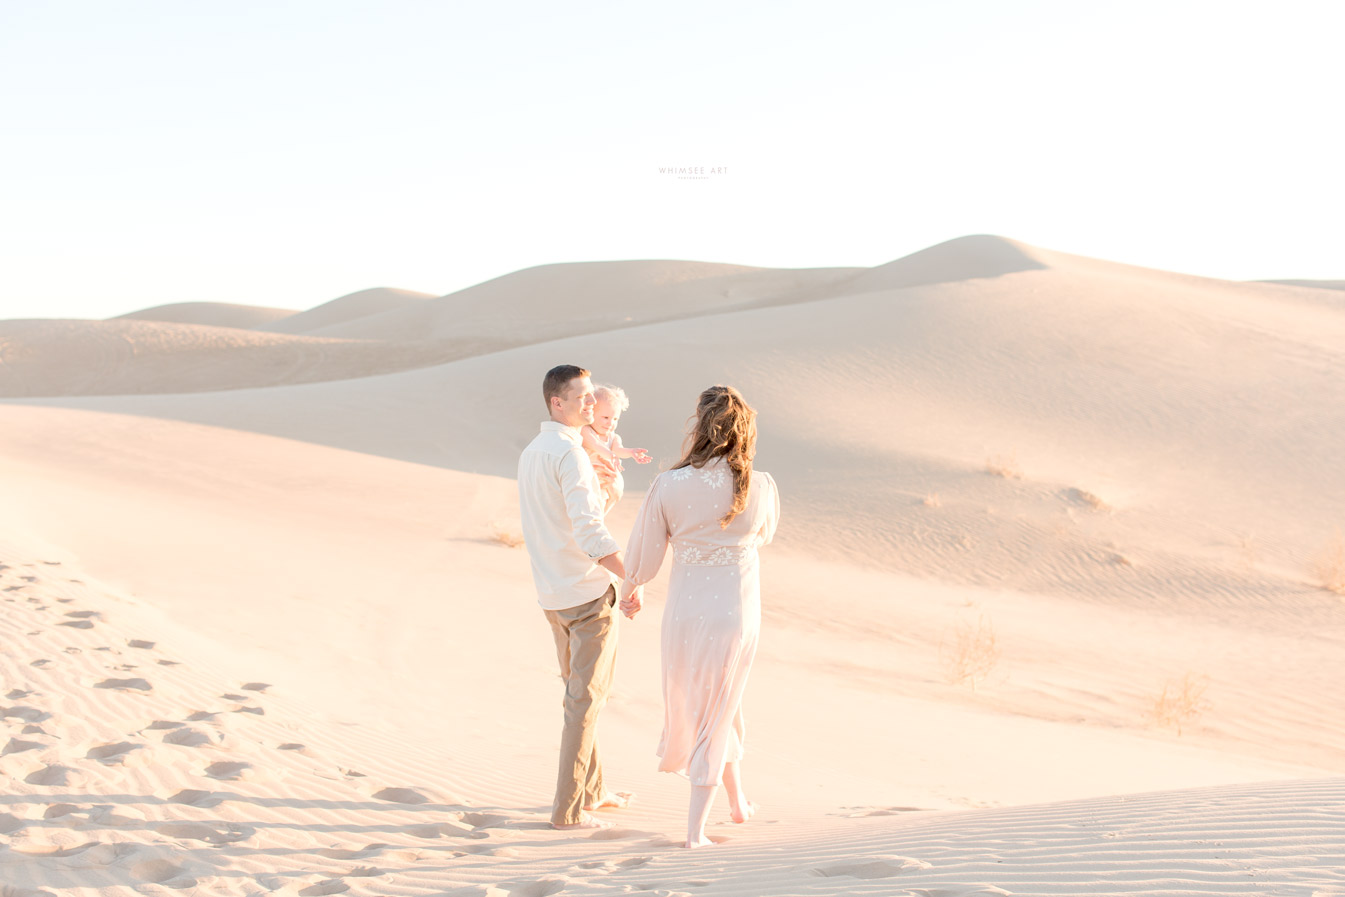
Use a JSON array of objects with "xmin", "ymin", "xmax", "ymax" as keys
[{"xmin": 631, "ymin": 448, "xmax": 652, "ymax": 464}]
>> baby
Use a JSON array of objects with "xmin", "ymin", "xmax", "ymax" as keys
[{"xmin": 582, "ymin": 384, "xmax": 652, "ymax": 514}]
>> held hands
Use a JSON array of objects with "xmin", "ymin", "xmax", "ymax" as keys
[{"xmin": 618, "ymin": 583, "xmax": 643, "ymax": 619}]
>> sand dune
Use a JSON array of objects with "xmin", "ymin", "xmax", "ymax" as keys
[
  {"xmin": 1260, "ymin": 278, "xmax": 1345, "ymax": 292},
  {"xmin": 0, "ymin": 318, "xmax": 475, "ymax": 396},
  {"xmin": 114, "ymin": 300, "xmax": 299, "ymax": 329},
  {"xmin": 14, "ymin": 239, "xmax": 1343, "ymax": 614},
  {"xmin": 300, "ymin": 258, "xmax": 865, "ymax": 342},
  {"xmin": 2, "ymin": 235, "xmax": 1343, "ymax": 895},
  {"xmin": 255, "ymin": 287, "xmax": 436, "ymax": 335}
]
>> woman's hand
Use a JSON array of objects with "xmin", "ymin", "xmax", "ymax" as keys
[{"xmin": 618, "ymin": 581, "xmax": 643, "ymax": 619}]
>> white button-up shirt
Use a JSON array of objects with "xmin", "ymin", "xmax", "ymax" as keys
[{"xmin": 518, "ymin": 421, "xmax": 621, "ymax": 610}]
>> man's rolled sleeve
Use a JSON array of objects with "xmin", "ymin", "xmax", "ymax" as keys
[{"xmin": 560, "ymin": 448, "xmax": 621, "ymax": 559}]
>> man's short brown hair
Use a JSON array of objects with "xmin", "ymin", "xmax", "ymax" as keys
[{"xmin": 543, "ymin": 364, "xmax": 590, "ymax": 409}]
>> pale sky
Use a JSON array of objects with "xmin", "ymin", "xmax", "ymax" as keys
[{"xmin": 3, "ymin": 0, "xmax": 1342, "ymax": 321}]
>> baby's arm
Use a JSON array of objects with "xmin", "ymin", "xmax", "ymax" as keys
[
  {"xmin": 611, "ymin": 433, "xmax": 652, "ymax": 464},
  {"xmin": 581, "ymin": 426, "xmax": 619, "ymax": 483}
]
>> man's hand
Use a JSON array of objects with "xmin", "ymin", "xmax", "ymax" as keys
[{"xmin": 619, "ymin": 585, "xmax": 643, "ymax": 619}]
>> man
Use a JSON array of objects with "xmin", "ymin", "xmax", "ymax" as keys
[{"xmin": 518, "ymin": 364, "xmax": 643, "ymax": 830}]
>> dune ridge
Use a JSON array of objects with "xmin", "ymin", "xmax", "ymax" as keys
[
  {"xmin": 255, "ymin": 287, "xmax": 437, "ymax": 335},
  {"xmin": 113, "ymin": 301, "xmax": 298, "ymax": 329}
]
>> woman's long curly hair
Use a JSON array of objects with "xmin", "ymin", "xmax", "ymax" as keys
[{"xmin": 672, "ymin": 385, "xmax": 757, "ymax": 528}]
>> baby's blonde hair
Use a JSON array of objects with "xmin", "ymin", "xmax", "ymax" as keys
[{"xmin": 593, "ymin": 384, "xmax": 630, "ymax": 414}]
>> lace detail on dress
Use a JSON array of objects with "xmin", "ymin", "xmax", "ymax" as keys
[
  {"xmin": 700, "ymin": 467, "xmax": 729, "ymax": 488},
  {"xmin": 674, "ymin": 544, "xmax": 758, "ymax": 566},
  {"xmin": 667, "ymin": 468, "xmax": 693, "ymax": 481}
]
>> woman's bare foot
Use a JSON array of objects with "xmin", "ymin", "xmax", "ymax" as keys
[
  {"xmin": 685, "ymin": 836, "xmax": 714, "ymax": 849},
  {"xmin": 730, "ymin": 799, "xmax": 757, "ymax": 824},
  {"xmin": 584, "ymin": 791, "xmax": 634, "ymax": 811}
]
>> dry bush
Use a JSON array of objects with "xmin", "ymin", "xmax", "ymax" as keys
[
  {"xmin": 922, "ymin": 493, "xmax": 942, "ymax": 508},
  {"xmin": 985, "ymin": 452, "xmax": 1022, "ymax": 479},
  {"xmin": 941, "ymin": 612, "xmax": 1000, "ymax": 690},
  {"xmin": 1147, "ymin": 672, "xmax": 1212, "ymax": 736},
  {"xmin": 1068, "ymin": 487, "xmax": 1108, "ymax": 510},
  {"xmin": 491, "ymin": 524, "xmax": 525, "ymax": 549},
  {"xmin": 1236, "ymin": 533, "xmax": 1258, "ymax": 572},
  {"xmin": 1315, "ymin": 528, "xmax": 1345, "ymax": 594}
]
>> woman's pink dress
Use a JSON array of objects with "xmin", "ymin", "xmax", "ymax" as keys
[{"xmin": 625, "ymin": 457, "xmax": 780, "ymax": 785}]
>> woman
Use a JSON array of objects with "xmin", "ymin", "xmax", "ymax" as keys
[{"xmin": 620, "ymin": 385, "xmax": 780, "ymax": 848}]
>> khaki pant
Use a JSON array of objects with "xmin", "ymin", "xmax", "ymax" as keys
[{"xmin": 544, "ymin": 585, "xmax": 618, "ymax": 826}]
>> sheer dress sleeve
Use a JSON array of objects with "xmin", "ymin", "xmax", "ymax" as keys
[
  {"xmin": 756, "ymin": 471, "xmax": 780, "ymax": 547},
  {"xmin": 624, "ymin": 472, "xmax": 670, "ymax": 586}
]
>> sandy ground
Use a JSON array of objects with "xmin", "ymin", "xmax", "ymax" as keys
[{"xmin": 1, "ymin": 235, "xmax": 1342, "ymax": 895}]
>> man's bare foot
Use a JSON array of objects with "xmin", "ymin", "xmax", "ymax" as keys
[
  {"xmin": 584, "ymin": 791, "xmax": 634, "ymax": 811},
  {"xmin": 685, "ymin": 836, "xmax": 714, "ymax": 849},
  {"xmin": 552, "ymin": 815, "xmax": 613, "ymax": 831},
  {"xmin": 730, "ymin": 799, "xmax": 757, "ymax": 824}
]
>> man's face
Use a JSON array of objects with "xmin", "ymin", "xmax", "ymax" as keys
[{"xmin": 551, "ymin": 376, "xmax": 596, "ymax": 428}]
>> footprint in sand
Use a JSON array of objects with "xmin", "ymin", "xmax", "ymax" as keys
[
  {"xmin": 5, "ymin": 689, "xmax": 34, "ymax": 699},
  {"xmin": 10, "ymin": 840, "xmax": 99, "ymax": 859},
  {"xmin": 23, "ymin": 764, "xmax": 85, "ymax": 787},
  {"xmin": 88, "ymin": 804, "xmax": 148, "ymax": 827},
  {"xmin": 347, "ymin": 866, "xmax": 382, "ymax": 878},
  {"xmin": 810, "ymin": 856, "xmax": 933, "ymax": 879},
  {"xmin": 298, "ymin": 880, "xmax": 350, "ymax": 896},
  {"xmin": 153, "ymin": 821, "xmax": 253, "ymax": 844},
  {"xmin": 204, "ymin": 760, "xmax": 252, "ymax": 780},
  {"xmin": 163, "ymin": 788, "xmax": 224, "ymax": 808},
  {"xmin": 276, "ymin": 742, "xmax": 309, "ymax": 753},
  {"xmin": 94, "ymin": 677, "xmax": 153, "ymax": 692},
  {"xmin": 185, "ymin": 710, "xmax": 218, "ymax": 722},
  {"xmin": 371, "ymin": 786, "xmax": 429, "ymax": 805},
  {"xmin": 0, "ymin": 812, "xmax": 28, "ymax": 833},
  {"xmin": 3, "ymin": 738, "xmax": 46, "ymax": 755},
  {"xmin": 406, "ymin": 821, "xmax": 482, "ymax": 840},
  {"xmin": 128, "ymin": 639, "xmax": 156, "ymax": 649},
  {"xmin": 587, "ymin": 826, "xmax": 656, "ymax": 841},
  {"xmin": 28, "ymin": 659, "xmax": 52, "ymax": 668},
  {"xmin": 494, "ymin": 880, "xmax": 566, "ymax": 897},
  {"xmin": 313, "ymin": 844, "xmax": 386, "ymax": 861},
  {"xmin": 841, "ymin": 805, "xmax": 926, "ymax": 817},
  {"xmin": 3, "ymin": 705, "xmax": 50, "ymax": 722},
  {"xmin": 459, "ymin": 812, "xmax": 515, "ymax": 830},
  {"xmin": 241, "ymin": 682, "xmax": 271, "ymax": 692},
  {"xmin": 65, "ymin": 610, "xmax": 99, "ymax": 620},
  {"xmin": 576, "ymin": 855, "xmax": 653, "ymax": 872},
  {"xmin": 59, "ymin": 620, "xmax": 94, "ymax": 629},
  {"xmin": 161, "ymin": 727, "xmax": 226, "ymax": 748},
  {"xmin": 86, "ymin": 741, "xmax": 145, "ymax": 764},
  {"xmin": 129, "ymin": 858, "xmax": 198, "ymax": 888},
  {"xmin": 43, "ymin": 803, "xmax": 83, "ymax": 819}
]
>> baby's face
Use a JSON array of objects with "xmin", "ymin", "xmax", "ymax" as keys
[{"xmin": 592, "ymin": 398, "xmax": 620, "ymax": 435}]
